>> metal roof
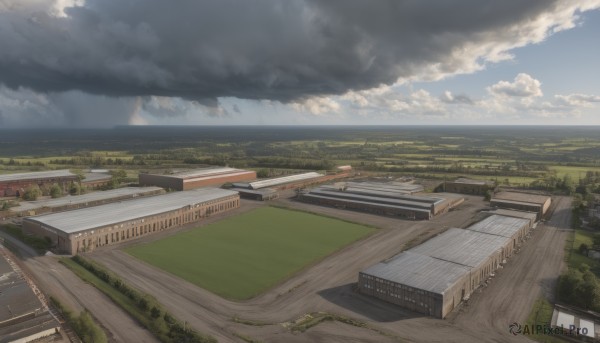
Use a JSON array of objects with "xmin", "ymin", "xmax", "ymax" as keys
[
  {"xmin": 142, "ymin": 167, "xmax": 253, "ymax": 180},
  {"xmin": 308, "ymin": 188, "xmax": 435, "ymax": 209},
  {"xmin": 0, "ymin": 170, "xmax": 75, "ymax": 183},
  {"xmin": 183, "ymin": 170, "xmax": 255, "ymax": 184},
  {"xmin": 409, "ymin": 228, "xmax": 510, "ymax": 268},
  {"xmin": 492, "ymin": 192, "xmax": 550, "ymax": 205},
  {"xmin": 343, "ymin": 187, "xmax": 437, "ymax": 203},
  {"xmin": 24, "ymin": 188, "xmax": 239, "ymax": 234},
  {"xmin": 486, "ymin": 209, "xmax": 537, "ymax": 225},
  {"xmin": 300, "ymin": 193, "xmax": 432, "ymax": 215},
  {"xmin": 249, "ymin": 172, "xmax": 323, "ymax": 189},
  {"xmin": 345, "ymin": 181, "xmax": 424, "ymax": 193},
  {"xmin": 13, "ymin": 187, "xmax": 163, "ymax": 212},
  {"xmin": 490, "ymin": 198, "xmax": 542, "ymax": 208},
  {"xmin": 361, "ymin": 251, "xmax": 471, "ymax": 295},
  {"xmin": 449, "ymin": 178, "xmax": 494, "ymax": 186},
  {"xmin": 230, "ymin": 187, "xmax": 278, "ymax": 195},
  {"xmin": 465, "ymin": 215, "xmax": 530, "ymax": 238},
  {"xmin": 82, "ymin": 172, "xmax": 112, "ymax": 183}
]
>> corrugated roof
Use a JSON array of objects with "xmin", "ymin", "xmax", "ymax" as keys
[
  {"xmin": 492, "ymin": 192, "xmax": 550, "ymax": 205},
  {"xmin": 13, "ymin": 187, "xmax": 163, "ymax": 212},
  {"xmin": 361, "ymin": 251, "xmax": 471, "ymax": 295},
  {"xmin": 249, "ymin": 172, "xmax": 323, "ymax": 189},
  {"xmin": 487, "ymin": 209, "xmax": 537, "ymax": 225},
  {"xmin": 142, "ymin": 167, "xmax": 254, "ymax": 181},
  {"xmin": 0, "ymin": 170, "xmax": 75, "ymax": 183},
  {"xmin": 409, "ymin": 228, "xmax": 510, "ymax": 268},
  {"xmin": 300, "ymin": 193, "xmax": 432, "ymax": 215},
  {"xmin": 449, "ymin": 178, "xmax": 494, "ymax": 186},
  {"xmin": 465, "ymin": 215, "xmax": 530, "ymax": 238},
  {"xmin": 345, "ymin": 181, "xmax": 424, "ymax": 193},
  {"xmin": 82, "ymin": 172, "xmax": 112, "ymax": 183},
  {"xmin": 24, "ymin": 188, "xmax": 238, "ymax": 234},
  {"xmin": 343, "ymin": 187, "xmax": 436, "ymax": 203},
  {"xmin": 308, "ymin": 188, "xmax": 434, "ymax": 209},
  {"xmin": 490, "ymin": 198, "xmax": 542, "ymax": 208},
  {"xmin": 183, "ymin": 170, "xmax": 255, "ymax": 184}
]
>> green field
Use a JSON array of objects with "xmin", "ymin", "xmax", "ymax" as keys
[{"xmin": 126, "ymin": 207, "xmax": 374, "ymax": 300}]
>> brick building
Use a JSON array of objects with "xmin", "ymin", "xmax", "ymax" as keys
[
  {"xmin": 139, "ymin": 167, "xmax": 256, "ymax": 190},
  {"xmin": 0, "ymin": 170, "xmax": 78, "ymax": 197},
  {"xmin": 23, "ymin": 188, "xmax": 240, "ymax": 254}
]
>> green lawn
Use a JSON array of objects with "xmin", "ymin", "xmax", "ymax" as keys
[{"xmin": 126, "ymin": 207, "xmax": 374, "ymax": 300}]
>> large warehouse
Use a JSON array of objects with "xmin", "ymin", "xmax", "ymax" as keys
[
  {"xmin": 443, "ymin": 178, "xmax": 495, "ymax": 195},
  {"xmin": 359, "ymin": 214, "xmax": 533, "ymax": 318},
  {"xmin": 232, "ymin": 172, "xmax": 325, "ymax": 190},
  {"xmin": 11, "ymin": 187, "xmax": 164, "ymax": 216},
  {"xmin": 490, "ymin": 192, "xmax": 551, "ymax": 219},
  {"xmin": 0, "ymin": 170, "xmax": 78, "ymax": 197},
  {"xmin": 23, "ymin": 188, "xmax": 240, "ymax": 254},
  {"xmin": 298, "ymin": 182, "xmax": 463, "ymax": 220},
  {"xmin": 139, "ymin": 167, "xmax": 256, "ymax": 190}
]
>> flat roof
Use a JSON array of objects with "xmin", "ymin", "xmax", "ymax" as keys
[
  {"xmin": 12, "ymin": 187, "xmax": 163, "ymax": 212},
  {"xmin": 142, "ymin": 167, "xmax": 253, "ymax": 180},
  {"xmin": 0, "ymin": 250, "xmax": 43, "ymax": 323},
  {"xmin": 0, "ymin": 169, "xmax": 75, "ymax": 183},
  {"xmin": 465, "ymin": 215, "xmax": 530, "ymax": 238},
  {"xmin": 487, "ymin": 209, "xmax": 538, "ymax": 224},
  {"xmin": 361, "ymin": 251, "xmax": 471, "ymax": 295},
  {"xmin": 301, "ymin": 193, "xmax": 432, "ymax": 215},
  {"xmin": 309, "ymin": 188, "xmax": 435, "ymax": 209},
  {"xmin": 490, "ymin": 198, "xmax": 542, "ymax": 209},
  {"xmin": 183, "ymin": 170, "xmax": 255, "ymax": 184},
  {"xmin": 82, "ymin": 172, "xmax": 112, "ymax": 183},
  {"xmin": 25, "ymin": 188, "xmax": 239, "ymax": 234},
  {"xmin": 230, "ymin": 187, "xmax": 278, "ymax": 195},
  {"xmin": 409, "ymin": 228, "xmax": 510, "ymax": 268},
  {"xmin": 345, "ymin": 181, "xmax": 424, "ymax": 193},
  {"xmin": 249, "ymin": 172, "xmax": 323, "ymax": 189},
  {"xmin": 449, "ymin": 178, "xmax": 494, "ymax": 186},
  {"xmin": 492, "ymin": 192, "xmax": 550, "ymax": 205}
]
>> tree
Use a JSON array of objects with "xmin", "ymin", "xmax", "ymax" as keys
[
  {"xmin": 23, "ymin": 185, "xmax": 41, "ymax": 201},
  {"xmin": 1, "ymin": 201, "xmax": 9, "ymax": 210},
  {"xmin": 579, "ymin": 243, "xmax": 589, "ymax": 255},
  {"xmin": 69, "ymin": 182, "xmax": 81, "ymax": 195},
  {"xmin": 50, "ymin": 183, "xmax": 63, "ymax": 198},
  {"xmin": 586, "ymin": 193, "xmax": 596, "ymax": 209},
  {"xmin": 572, "ymin": 194, "xmax": 583, "ymax": 209},
  {"xmin": 484, "ymin": 190, "xmax": 492, "ymax": 201}
]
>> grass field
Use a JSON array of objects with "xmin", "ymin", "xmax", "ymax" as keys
[{"xmin": 126, "ymin": 207, "xmax": 375, "ymax": 300}]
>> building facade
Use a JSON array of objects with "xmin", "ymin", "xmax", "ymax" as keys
[
  {"xmin": 0, "ymin": 170, "xmax": 78, "ymax": 197},
  {"xmin": 139, "ymin": 167, "xmax": 257, "ymax": 191},
  {"xmin": 23, "ymin": 189, "xmax": 240, "ymax": 254}
]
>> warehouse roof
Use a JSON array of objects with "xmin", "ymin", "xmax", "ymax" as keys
[
  {"xmin": 0, "ymin": 170, "xmax": 76, "ymax": 183},
  {"xmin": 486, "ymin": 209, "xmax": 537, "ymax": 225},
  {"xmin": 343, "ymin": 187, "xmax": 435, "ymax": 203},
  {"xmin": 141, "ymin": 167, "xmax": 253, "ymax": 181},
  {"xmin": 492, "ymin": 192, "xmax": 550, "ymax": 205},
  {"xmin": 81, "ymin": 172, "xmax": 112, "ymax": 183},
  {"xmin": 248, "ymin": 172, "xmax": 323, "ymax": 189},
  {"xmin": 300, "ymin": 193, "xmax": 432, "ymax": 216},
  {"xmin": 361, "ymin": 251, "xmax": 471, "ymax": 295},
  {"xmin": 309, "ymin": 188, "xmax": 436, "ymax": 209},
  {"xmin": 0, "ymin": 251, "xmax": 44, "ymax": 323},
  {"xmin": 448, "ymin": 178, "xmax": 494, "ymax": 186},
  {"xmin": 345, "ymin": 181, "xmax": 424, "ymax": 194},
  {"xmin": 25, "ymin": 188, "xmax": 239, "ymax": 234},
  {"xmin": 490, "ymin": 198, "xmax": 542, "ymax": 208},
  {"xmin": 465, "ymin": 215, "xmax": 530, "ymax": 238},
  {"xmin": 13, "ymin": 187, "xmax": 163, "ymax": 212},
  {"xmin": 409, "ymin": 228, "xmax": 510, "ymax": 268}
]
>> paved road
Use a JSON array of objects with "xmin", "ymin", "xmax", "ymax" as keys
[{"xmin": 0, "ymin": 231, "xmax": 158, "ymax": 343}]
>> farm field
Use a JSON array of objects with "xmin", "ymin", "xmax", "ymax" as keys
[{"xmin": 126, "ymin": 206, "xmax": 374, "ymax": 300}]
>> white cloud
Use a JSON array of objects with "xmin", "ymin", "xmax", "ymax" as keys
[
  {"xmin": 555, "ymin": 93, "xmax": 600, "ymax": 107},
  {"xmin": 487, "ymin": 73, "xmax": 543, "ymax": 98}
]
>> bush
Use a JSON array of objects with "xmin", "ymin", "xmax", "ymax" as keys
[
  {"xmin": 50, "ymin": 183, "xmax": 63, "ymax": 198},
  {"xmin": 23, "ymin": 185, "xmax": 41, "ymax": 201},
  {"xmin": 579, "ymin": 243, "xmax": 589, "ymax": 255}
]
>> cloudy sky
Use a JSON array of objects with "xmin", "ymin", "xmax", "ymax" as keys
[{"xmin": 1, "ymin": 0, "xmax": 599, "ymax": 127}]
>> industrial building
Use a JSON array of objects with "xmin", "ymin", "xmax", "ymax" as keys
[
  {"xmin": 551, "ymin": 304, "xmax": 599, "ymax": 340},
  {"xmin": 11, "ymin": 187, "xmax": 164, "ymax": 216},
  {"xmin": 443, "ymin": 178, "xmax": 495, "ymax": 195},
  {"xmin": 230, "ymin": 187, "xmax": 279, "ymax": 201},
  {"xmin": 343, "ymin": 181, "xmax": 424, "ymax": 195},
  {"xmin": 0, "ymin": 170, "xmax": 78, "ymax": 197},
  {"xmin": 298, "ymin": 182, "xmax": 463, "ymax": 220},
  {"xmin": 81, "ymin": 171, "xmax": 112, "ymax": 189},
  {"xmin": 486, "ymin": 209, "xmax": 538, "ymax": 228},
  {"xmin": 0, "ymin": 246, "xmax": 60, "ymax": 342},
  {"xmin": 139, "ymin": 167, "xmax": 256, "ymax": 190},
  {"xmin": 490, "ymin": 192, "xmax": 552, "ymax": 219},
  {"xmin": 359, "ymin": 213, "xmax": 534, "ymax": 318},
  {"xmin": 23, "ymin": 188, "xmax": 240, "ymax": 254},
  {"xmin": 232, "ymin": 172, "xmax": 325, "ymax": 190}
]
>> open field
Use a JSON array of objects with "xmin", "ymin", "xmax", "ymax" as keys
[{"xmin": 126, "ymin": 206, "xmax": 375, "ymax": 300}]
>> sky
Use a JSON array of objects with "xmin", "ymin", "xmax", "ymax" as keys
[{"xmin": 0, "ymin": 0, "xmax": 599, "ymax": 127}]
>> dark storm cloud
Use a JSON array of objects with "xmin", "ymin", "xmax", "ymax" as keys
[{"xmin": 0, "ymin": 0, "xmax": 575, "ymax": 103}]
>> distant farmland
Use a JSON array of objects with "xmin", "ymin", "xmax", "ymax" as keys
[{"xmin": 126, "ymin": 207, "xmax": 374, "ymax": 300}]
